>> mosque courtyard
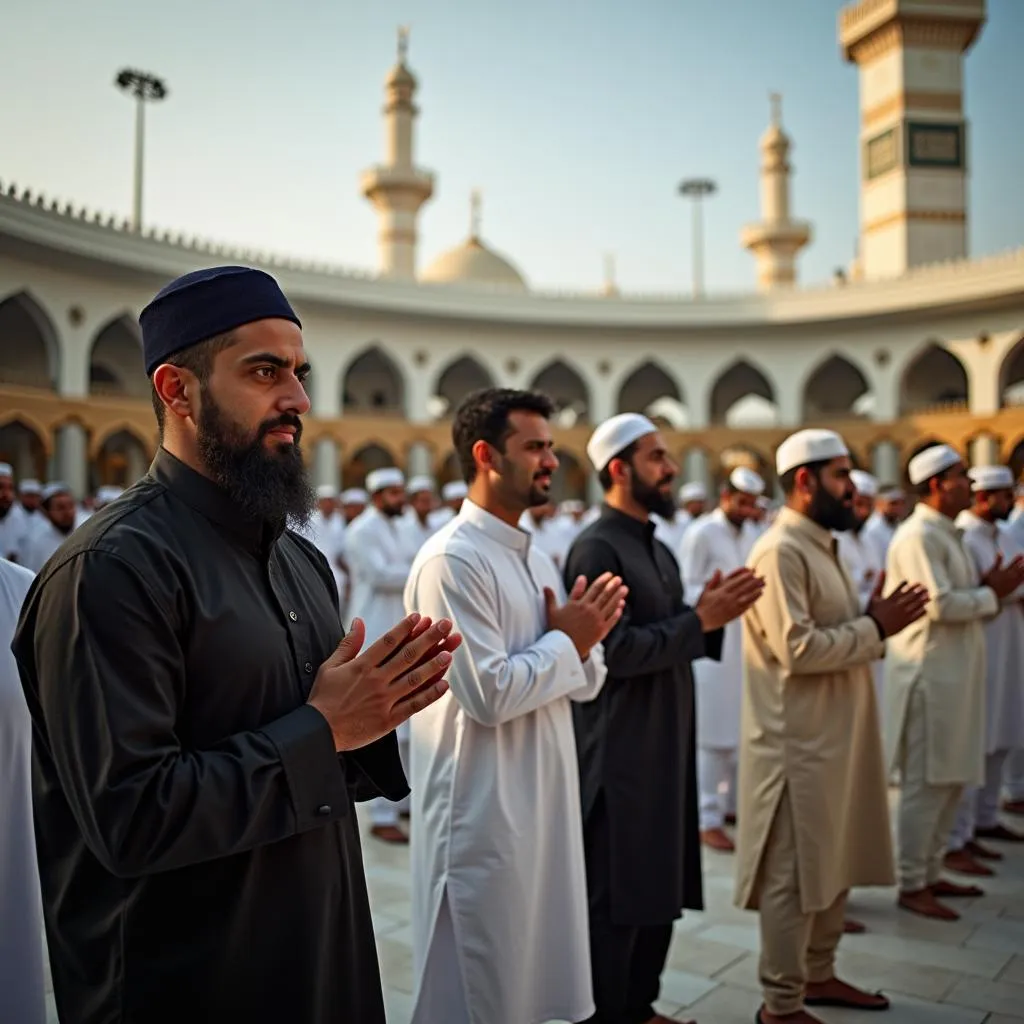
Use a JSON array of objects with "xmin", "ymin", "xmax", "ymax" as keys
[{"xmin": 38, "ymin": 799, "xmax": 1024, "ymax": 1023}]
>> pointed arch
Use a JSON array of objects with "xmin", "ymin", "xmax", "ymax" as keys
[
  {"xmin": 709, "ymin": 359, "xmax": 779, "ymax": 426},
  {"xmin": 529, "ymin": 360, "xmax": 590, "ymax": 426},
  {"xmin": 0, "ymin": 417, "xmax": 48, "ymax": 480},
  {"xmin": 89, "ymin": 314, "xmax": 148, "ymax": 399},
  {"xmin": 551, "ymin": 448, "xmax": 587, "ymax": 502},
  {"xmin": 999, "ymin": 332, "xmax": 1024, "ymax": 407},
  {"xmin": 432, "ymin": 355, "xmax": 495, "ymax": 420},
  {"xmin": 0, "ymin": 290, "xmax": 60, "ymax": 390},
  {"xmin": 801, "ymin": 354, "xmax": 873, "ymax": 421},
  {"xmin": 616, "ymin": 361, "xmax": 688, "ymax": 428},
  {"xmin": 898, "ymin": 342, "xmax": 968, "ymax": 414},
  {"xmin": 716, "ymin": 444, "xmax": 773, "ymax": 492},
  {"xmin": 93, "ymin": 427, "xmax": 153, "ymax": 489},
  {"xmin": 343, "ymin": 442, "xmax": 397, "ymax": 486},
  {"xmin": 341, "ymin": 345, "xmax": 406, "ymax": 414},
  {"xmin": 438, "ymin": 450, "xmax": 463, "ymax": 486},
  {"xmin": 1006, "ymin": 437, "xmax": 1024, "ymax": 480}
]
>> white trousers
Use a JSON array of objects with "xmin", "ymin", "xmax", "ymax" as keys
[
  {"xmin": 948, "ymin": 749, "xmax": 1010, "ymax": 850},
  {"xmin": 699, "ymin": 746, "xmax": 738, "ymax": 830},
  {"xmin": 411, "ymin": 895, "xmax": 471, "ymax": 1024},
  {"xmin": 1004, "ymin": 748, "xmax": 1024, "ymax": 801},
  {"xmin": 369, "ymin": 735, "xmax": 410, "ymax": 826}
]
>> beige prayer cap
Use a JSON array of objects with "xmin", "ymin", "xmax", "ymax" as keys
[
  {"xmin": 968, "ymin": 465, "xmax": 1014, "ymax": 492},
  {"xmin": 907, "ymin": 444, "xmax": 961, "ymax": 486},
  {"xmin": 728, "ymin": 467, "xmax": 765, "ymax": 496},
  {"xmin": 587, "ymin": 413, "xmax": 658, "ymax": 471},
  {"xmin": 775, "ymin": 429, "xmax": 849, "ymax": 476},
  {"xmin": 849, "ymin": 470, "xmax": 878, "ymax": 498},
  {"xmin": 441, "ymin": 480, "xmax": 468, "ymax": 501},
  {"xmin": 406, "ymin": 476, "xmax": 435, "ymax": 496},
  {"xmin": 365, "ymin": 467, "xmax": 405, "ymax": 494},
  {"xmin": 679, "ymin": 481, "xmax": 707, "ymax": 503}
]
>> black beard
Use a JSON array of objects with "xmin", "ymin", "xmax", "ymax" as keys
[
  {"xmin": 632, "ymin": 473, "xmax": 676, "ymax": 519},
  {"xmin": 196, "ymin": 396, "xmax": 315, "ymax": 529},
  {"xmin": 810, "ymin": 486, "xmax": 856, "ymax": 532}
]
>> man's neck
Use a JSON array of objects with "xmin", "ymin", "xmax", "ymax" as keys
[
  {"xmin": 467, "ymin": 483, "xmax": 525, "ymax": 528},
  {"xmin": 161, "ymin": 436, "xmax": 212, "ymax": 482},
  {"xmin": 920, "ymin": 497, "xmax": 953, "ymax": 520},
  {"xmin": 971, "ymin": 506, "xmax": 998, "ymax": 526},
  {"xmin": 605, "ymin": 490, "xmax": 649, "ymax": 523}
]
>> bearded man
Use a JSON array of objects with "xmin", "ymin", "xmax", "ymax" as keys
[
  {"xmin": 12, "ymin": 266, "xmax": 460, "ymax": 1024},
  {"xmin": 566, "ymin": 413, "xmax": 765, "ymax": 1024}
]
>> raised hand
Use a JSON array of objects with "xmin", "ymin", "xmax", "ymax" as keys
[
  {"xmin": 866, "ymin": 578, "xmax": 929, "ymax": 637},
  {"xmin": 308, "ymin": 613, "xmax": 463, "ymax": 752},
  {"xmin": 982, "ymin": 553, "xmax": 1024, "ymax": 600},
  {"xmin": 695, "ymin": 567, "xmax": 765, "ymax": 632},
  {"xmin": 544, "ymin": 571, "xmax": 629, "ymax": 660}
]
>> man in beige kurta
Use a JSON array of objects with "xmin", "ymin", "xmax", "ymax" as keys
[
  {"xmin": 736, "ymin": 429, "xmax": 929, "ymax": 1024},
  {"xmin": 883, "ymin": 445, "xmax": 1024, "ymax": 921}
]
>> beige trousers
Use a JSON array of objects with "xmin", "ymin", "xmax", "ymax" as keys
[
  {"xmin": 756, "ymin": 789, "xmax": 847, "ymax": 1016},
  {"xmin": 896, "ymin": 686, "xmax": 963, "ymax": 891}
]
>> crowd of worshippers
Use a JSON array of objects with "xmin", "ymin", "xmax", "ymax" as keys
[{"xmin": 3, "ymin": 264, "xmax": 1024, "ymax": 1024}]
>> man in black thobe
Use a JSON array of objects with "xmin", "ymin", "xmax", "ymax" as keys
[
  {"xmin": 566, "ymin": 413, "xmax": 764, "ymax": 1024},
  {"xmin": 12, "ymin": 266, "xmax": 459, "ymax": 1024}
]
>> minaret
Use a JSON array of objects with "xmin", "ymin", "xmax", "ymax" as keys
[
  {"xmin": 601, "ymin": 253, "xmax": 620, "ymax": 297},
  {"xmin": 839, "ymin": 0, "xmax": 985, "ymax": 280},
  {"xmin": 740, "ymin": 94, "xmax": 812, "ymax": 292},
  {"xmin": 360, "ymin": 27, "xmax": 434, "ymax": 279}
]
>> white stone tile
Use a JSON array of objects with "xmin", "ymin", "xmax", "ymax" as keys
[
  {"xmin": 696, "ymin": 923, "xmax": 762, "ymax": 954},
  {"xmin": 812, "ymin": 993, "xmax": 987, "ymax": 1024},
  {"xmin": 383, "ymin": 986, "xmax": 415, "ymax": 1024},
  {"xmin": 985, "ymin": 1016, "xmax": 1024, "ymax": 1024},
  {"xmin": 943, "ymin": 976, "xmax": 1024, "ymax": 1017},
  {"xmin": 833, "ymin": 948, "xmax": 959, "ymax": 1002},
  {"xmin": 667, "ymin": 934, "xmax": 750, "ymax": 977},
  {"xmin": 963, "ymin": 916, "xmax": 1024, "ymax": 954},
  {"xmin": 838, "ymin": 930, "xmax": 1011, "ymax": 979},
  {"xmin": 657, "ymin": 968, "xmax": 720, "ymax": 1007},
  {"xmin": 683, "ymin": 982, "xmax": 762, "ymax": 1023},
  {"xmin": 998, "ymin": 954, "xmax": 1024, "ymax": 985}
]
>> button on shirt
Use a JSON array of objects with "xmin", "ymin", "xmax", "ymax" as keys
[{"xmin": 12, "ymin": 447, "xmax": 408, "ymax": 1024}]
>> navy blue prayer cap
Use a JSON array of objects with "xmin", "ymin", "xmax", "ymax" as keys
[{"xmin": 139, "ymin": 266, "xmax": 302, "ymax": 375}]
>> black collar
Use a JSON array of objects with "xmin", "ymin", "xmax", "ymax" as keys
[
  {"xmin": 148, "ymin": 447, "xmax": 282, "ymax": 554},
  {"xmin": 598, "ymin": 503, "xmax": 657, "ymax": 542}
]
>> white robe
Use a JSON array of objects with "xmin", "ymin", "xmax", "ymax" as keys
[
  {"xmin": 0, "ymin": 557, "xmax": 46, "ymax": 1024},
  {"xmin": 957, "ymin": 512, "xmax": 1024, "ymax": 753},
  {"xmin": 404, "ymin": 500, "xmax": 605, "ymax": 1024},
  {"xmin": 836, "ymin": 526, "xmax": 886, "ymax": 707},
  {"xmin": 400, "ymin": 512, "xmax": 438, "ymax": 562},
  {"xmin": 20, "ymin": 519, "xmax": 72, "ymax": 573},
  {"xmin": 518, "ymin": 512, "xmax": 575, "ymax": 572},
  {"xmin": 679, "ymin": 508, "xmax": 753, "ymax": 749},
  {"xmin": 862, "ymin": 512, "xmax": 897, "ymax": 568},
  {"xmin": 0, "ymin": 504, "xmax": 30, "ymax": 561},
  {"xmin": 653, "ymin": 509, "xmax": 693, "ymax": 555},
  {"xmin": 345, "ymin": 506, "xmax": 413, "ymax": 643},
  {"xmin": 292, "ymin": 511, "xmax": 347, "ymax": 610}
]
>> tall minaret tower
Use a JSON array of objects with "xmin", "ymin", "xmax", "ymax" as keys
[
  {"xmin": 839, "ymin": 0, "xmax": 985, "ymax": 280},
  {"xmin": 360, "ymin": 27, "xmax": 434, "ymax": 279},
  {"xmin": 740, "ymin": 94, "xmax": 812, "ymax": 292}
]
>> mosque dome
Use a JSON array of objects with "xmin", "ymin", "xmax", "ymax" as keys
[{"xmin": 420, "ymin": 191, "xmax": 528, "ymax": 291}]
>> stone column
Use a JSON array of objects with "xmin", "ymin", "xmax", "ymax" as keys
[
  {"xmin": 683, "ymin": 448, "xmax": 710, "ymax": 491},
  {"xmin": 313, "ymin": 437, "xmax": 340, "ymax": 490},
  {"xmin": 406, "ymin": 441, "xmax": 433, "ymax": 480},
  {"xmin": 587, "ymin": 471, "xmax": 603, "ymax": 507},
  {"xmin": 970, "ymin": 434, "xmax": 1000, "ymax": 468},
  {"xmin": 125, "ymin": 444, "xmax": 149, "ymax": 485},
  {"xmin": 872, "ymin": 440, "xmax": 901, "ymax": 485},
  {"xmin": 54, "ymin": 422, "xmax": 88, "ymax": 499}
]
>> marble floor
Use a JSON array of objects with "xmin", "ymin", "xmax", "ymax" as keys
[{"xmin": 43, "ymin": 801, "xmax": 1024, "ymax": 1023}]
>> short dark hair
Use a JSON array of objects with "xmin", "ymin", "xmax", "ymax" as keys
[
  {"xmin": 149, "ymin": 333, "xmax": 237, "ymax": 436},
  {"xmin": 451, "ymin": 388, "xmax": 555, "ymax": 483},
  {"xmin": 597, "ymin": 440, "xmax": 639, "ymax": 492},
  {"xmin": 779, "ymin": 458, "xmax": 829, "ymax": 495},
  {"xmin": 914, "ymin": 468, "xmax": 953, "ymax": 499}
]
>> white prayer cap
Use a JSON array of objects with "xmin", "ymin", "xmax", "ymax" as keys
[
  {"xmin": 586, "ymin": 413, "xmax": 657, "ymax": 471},
  {"xmin": 849, "ymin": 470, "xmax": 878, "ymax": 498},
  {"xmin": 907, "ymin": 444, "xmax": 961, "ymax": 486},
  {"xmin": 679, "ymin": 482, "xmax": 707, "ymax": 503},
  {"xmin": 442, "ymin": 480, "xmax": 468, "ymax": 502},
  {"xmin": 41, "ymin": 482, "xmax": 70, "ymax": 502},
  {"xmin": 0, "ymin": 462, "xmax": 11, "ymax": 478},
  {"xmin": 407, "ymin": 476, "xmax": 435, "ymax": 496},
  {"xmin": 559, "ymin": 499, "xmax": 585, "ymax": 514},
  {"xmin": 968, "ymin": 465, "xmax": 1014, "ymax": 492},
  {"xmin": 756, "ymin": 495, "xmax": 771, "ymax": 510},
  {"xmin": 19, "ymin": 478, "xmax": 41, "ymax": 495},
  {"xmin": 340, "ymin": 488, "xmax": 368, "ymax": 504},
  {"xmin": 728, "ymin": 467, "xmax": 765, "ymax": 496},
  {"xmin": 95, "ymin": 485, "xmax": 124, "ymax": 504},
  {"xmin": 315, "ymin": 484, "xmax": 338, "ymax": 500},
  {"xmin": 878, "ymin": 486, "xmax": 904, "ymax": 501},
  {"xmin": 365, "ymin": 467, "xmax": 405, "ymax": 494},
  {"xmin": 775, "ymin": 429, "xmax": 849, "ymax": 476}
]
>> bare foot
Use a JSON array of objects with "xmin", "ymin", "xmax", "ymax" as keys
[
  {"xmin": 965, "ymin": 838, "xmax": 1003, "ymax": 861},
  {"xmin": 757, "ymin": 1006, "xmax": 824, "ymax": 1024},
  {"xmin": 943, "ymin": 849, "xmax": 994, "ymax": 876},
  {"xmin": 370, "ymin": 824, "xmax": 408, "ymax": 844},
  {"xmin": 898, "ymin": 887, "xmax": 959, "ymax": 920},
  {"xmin": 805, "ymin": 976, "xmax": 890, "ymax": 1009},
  {"xmin": 932, "ymin": 878, "xmax": 984, "ymax": 898},
  {"xmin": 701, "ymin": 826, "xmax": 735, "ymax": 852},
  {"xmin": 843, "ymin": 918, "xmax": 867, "ymax": 933}
]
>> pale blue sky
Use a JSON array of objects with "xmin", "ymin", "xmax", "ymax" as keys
[{"xmin": 2, "ymin": 0, "xmax": 1022, "ymax": 294}]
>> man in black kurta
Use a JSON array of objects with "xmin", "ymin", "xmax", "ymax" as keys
[
  {"xmin": 567, "ymin": 413, "xmax": 764, "ymax": 1024},
  {"xmin": 12, "ymin": 266, "xmax": 457, "ymax": 1024}
]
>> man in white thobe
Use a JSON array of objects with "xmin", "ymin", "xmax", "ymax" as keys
[
  {"xmin": 294, "ymin": 485, "xmax": 348, "ymax": 611},
  {"xmin": 346, "ymin": 467, "xmax": 415, "ymax": 843},
  {"xmin": 0, "ymin": 556, "xmax": 46, "ymax": 1024},
  {"xmin": 401, "ymin": 476, "xmax": 439, "ymax": 558},
  {"xmin": 837, "ymin": 470, "xmax": 886, "ymax": 710},
  {"xmin": 405, "ymin": 388, "xmax": 625, "ymax": 1024},
  {"xmin": 884, "ymin": 445, "xmax": 1024, "ymax": 921},
  {"xmin": 21, "ymin": 483, "xmax": 78, "ymax": 573},
  {"xmin": 944, "ymin": 465, "xmax": 1024, "ymax": 874},
  {"xmin": 428, "ymin": 480, "xmax": 468, "ymax": 531},
  {"xmin": 679, "ymin": 465, "xmax": 765, "ymax": 853},
  {"xmin": 520, "ymin": 501, "xmax": 575, "ymax": 571},
  {"xmin": 653, "ymin": 480, "xmax": 705, "ymax": 553},
  {"xmin": 862, "ymin": 484, "xmax": 906, "ymax": 567},
  {"xmin": 0, "ymin": 465, "xmax": 30, "ymax": 561}
]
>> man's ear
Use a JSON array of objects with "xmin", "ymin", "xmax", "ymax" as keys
[{"xmin": 151, "ymin": 363, "xmax": 198, "ymax": 425}]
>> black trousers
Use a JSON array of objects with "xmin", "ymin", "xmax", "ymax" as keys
[{"xmin": 582, "ymin": 794, "xmax": 674, "ymax": 1024}]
